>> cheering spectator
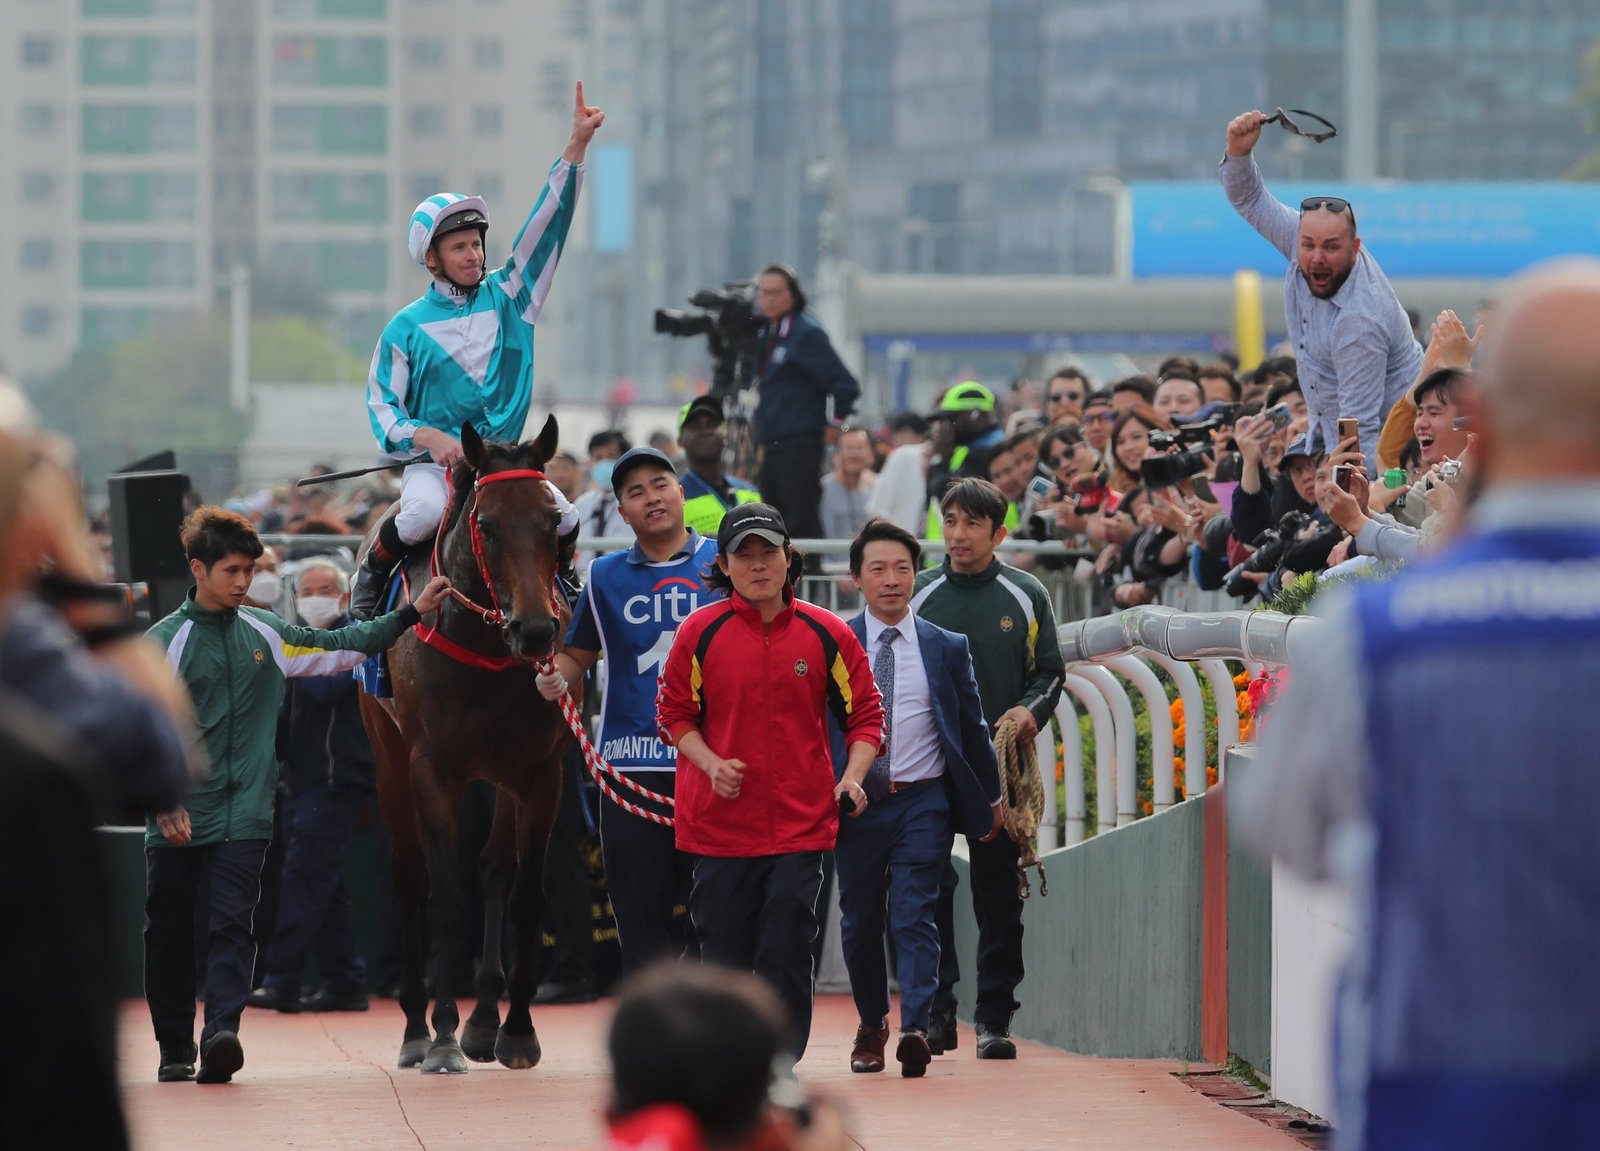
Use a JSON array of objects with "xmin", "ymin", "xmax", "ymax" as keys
[
  {"xmin": 1107, "ymin": 406, "xmax": 1174, "ymax": 495},
  {"xmin": 1221, "ymin": 109, "xmax": 1424, "ymax": 464}
]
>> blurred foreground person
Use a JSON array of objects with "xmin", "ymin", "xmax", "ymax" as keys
[
  {"xmin": 602, "ymin": 962, "xmax": 850, "ymax": 1151},
  {"xmin": 1240, "ymin": 257, "xmax": 1600, "ymax": 1150},
  {"xmin": 0, "ymin": 382, "xmax": 190, "ymax": 1149}
]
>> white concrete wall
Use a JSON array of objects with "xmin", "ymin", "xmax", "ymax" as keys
[{"xmin": 1270, "ymin": 862, "xmax": 1362, "ymax": 1123}]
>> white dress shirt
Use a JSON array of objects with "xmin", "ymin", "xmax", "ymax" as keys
[{"xmin": 864, "ymin": 611, "xmax": 943, "ymax": 784}]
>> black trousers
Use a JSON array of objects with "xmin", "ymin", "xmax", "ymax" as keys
[
  {"xmin": 599, "ymin": 769, "xmax": 693, "ymax": 975},
  {"xmin": 932, "ymin": 831, "xmax": 1025, "ymax": 1029},
  {"xmin": 145, "ymin": 839, "xmax": 270, "ymax": 1048},
  {"xmin": 691, "ymin": 852, "xmax": 824, "ymax": 1060},
  {"xmin": 757, "ymin": 439, "xmax": 825, "ymax": 540},
  {"xmin": 258, "ymin": 786, "xmax": 367, "ymax": 996}
]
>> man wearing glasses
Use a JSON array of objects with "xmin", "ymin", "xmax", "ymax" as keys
[
  {"xmin": 1220, "ymin": 109, "xmax": 1423, "ymax": 471},
  {"xmin": 1044, "ymin": 367, "xmax": 1090, "ymax": 425}
]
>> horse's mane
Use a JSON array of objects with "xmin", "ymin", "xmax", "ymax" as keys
[{"xmin": 442, "ymin": 438, "xmax": 550, "ymax": 535}]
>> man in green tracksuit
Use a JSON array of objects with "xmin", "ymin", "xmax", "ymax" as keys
[
  {"xmin": 144, "ymin": 506, "xmax": 448, "ymax": 1085},
  {"xmin": 910, "ymin": 477, "xmax": 1064, "ymax": 1061}
]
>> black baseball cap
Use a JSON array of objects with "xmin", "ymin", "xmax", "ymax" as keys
[
  {"xmin": 717, "ymin": 502, "xmax": 790, "ymax": 553},
  {"xmin": 678, "ymin": 395, "xmax": 725, "ymax": 430},
  {"xmin": 610, "ymin": 446, "xmax": 677, "ymax": 494}
]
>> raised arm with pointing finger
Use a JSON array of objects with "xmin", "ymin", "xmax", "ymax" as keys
[{"xmin": 353, "ymin": 83, "xmax": 604, "ymax": 618}]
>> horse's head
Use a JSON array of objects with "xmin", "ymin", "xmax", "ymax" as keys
[{"xmin": 446, "ymin": 416, "xmax": 565, "ymax": 660}]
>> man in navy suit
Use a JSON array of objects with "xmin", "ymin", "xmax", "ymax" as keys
[{"xmin": 835, "ymin": 519, "xmax": 1003, "ymax": 1078}]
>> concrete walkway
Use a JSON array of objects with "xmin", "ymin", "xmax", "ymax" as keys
[{"xmin": 120, "ymin": 996, "xmax": 1301, "ymax": 1150}]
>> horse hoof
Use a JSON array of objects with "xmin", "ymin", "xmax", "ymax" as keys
[
  {"xmin": 421, "ymin": 1043, "xmax": 469, "ymax": 1074},
  {"xmin": 495, "ymin": 1030, "xmax": 542, "ymax": 1070},
  {"xmin": 398, "ymin": 1039, "xmax": 430, "ymax": 1069},
  {"xmin": 461, "ymin": 1022, "xmax": 499, "ymax": 1064}
]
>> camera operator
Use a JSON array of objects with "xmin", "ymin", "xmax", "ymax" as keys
[{"xmin": 752, "ymin": 265, "xmax": 860, "ymax": 541}]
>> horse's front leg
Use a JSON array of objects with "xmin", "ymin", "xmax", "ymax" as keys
[
  {"xmin": 462, "ymin": 793, "xmax": 515, "ymax": 1062},
  {"xmin": 497, "ymin": 760, "xmax": 563, "ymax": 1069},
  {"xmin": 412, "ymin": 759, "xmax": 471, "ymax": 1074},
  {"xmin": 367, "ymin": 693, "xmax": 432, "ymax": 1070}
]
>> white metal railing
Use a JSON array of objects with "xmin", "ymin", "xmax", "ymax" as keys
[{"xmin": 1046, "ymin": 606, "xmax": 1320, "ymax": 847}]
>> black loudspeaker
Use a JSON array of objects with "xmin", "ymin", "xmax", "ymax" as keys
[{"xmin": 107, "ymin": 470, "xmax": 191, "ymax": 585}]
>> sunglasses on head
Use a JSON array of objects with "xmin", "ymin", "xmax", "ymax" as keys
[
  {"xmin": 1300, "ymin": 195, "xmax": 1357, "ymax": 231},
  {"xmin": 1084, "ymin": 410, "xmax": 1116, "ymax": 423}
]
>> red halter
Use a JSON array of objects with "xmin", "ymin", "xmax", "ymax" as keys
[{"xmin": 430, "ymin": 468, "xmax": 561, "ymax": 631}]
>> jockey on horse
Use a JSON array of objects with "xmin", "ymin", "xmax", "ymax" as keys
[{"xmin": 353, "ymin": 82, "xmax": 605, "ymax": 618}]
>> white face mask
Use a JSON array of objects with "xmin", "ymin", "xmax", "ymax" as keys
[
  {"xmin": 296, "ymin": 595, "xmax": 345, "ymax": 628},
  {"xmin": 248, "ymin": 571, "xmax": 282, "ymax": 605}
]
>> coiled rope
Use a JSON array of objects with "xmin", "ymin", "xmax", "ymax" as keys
[{"xmin": 993, "ymin": 718, "xmax": 1048, "ymax": 899}]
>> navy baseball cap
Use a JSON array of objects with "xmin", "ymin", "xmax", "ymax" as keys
[
  {"xmin": 717, "ymin": 502, "xmax": 790, "ymax": 553},
  {"xmin": 1278, "ymin": 426, "xmax": 1326, "ymax": 471},
  {"xmin": 610, "ymin": 446, "xmax": 677, "ymax": 494}
]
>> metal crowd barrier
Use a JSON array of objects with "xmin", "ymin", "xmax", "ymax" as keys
[{"xmin": 1040, "ymin": 606, "xmax": 1321, "ymax": 848}]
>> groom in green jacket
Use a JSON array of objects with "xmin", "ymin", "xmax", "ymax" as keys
[{"xmin": 144, "ymin": 505, "xmax": 448, "ymax": 1085}]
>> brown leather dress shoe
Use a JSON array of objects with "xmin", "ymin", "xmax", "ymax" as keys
[
  {"xmin": 896, "ymin": 1028, "xmax": 932, "ymax": 1078},
  {"xmin": 850, "ymin": 1024, "xmax": 889, "ymax": 1073}
]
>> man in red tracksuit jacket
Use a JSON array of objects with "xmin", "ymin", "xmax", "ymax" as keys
[{"xmin": 658, "ymin": 503, "xmax": 884, "ymax": 1064}]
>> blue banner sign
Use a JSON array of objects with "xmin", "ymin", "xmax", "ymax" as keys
[{"xmin": 1131, "ymin": 181, "xmax": 1600, "ymax": 279}]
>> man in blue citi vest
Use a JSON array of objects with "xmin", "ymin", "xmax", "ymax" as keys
[
  {"xmin": 535, "ymin": 447, "xmax": 716, "ymax": 973},
  {"xmin": 1242, "ymin": 257, "xmax": 1600, "ymax": 1151}
]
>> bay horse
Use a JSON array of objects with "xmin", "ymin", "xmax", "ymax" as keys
[{"xmin": 358, "ymin": 416, "xmax": 574, "ymax": 1073}]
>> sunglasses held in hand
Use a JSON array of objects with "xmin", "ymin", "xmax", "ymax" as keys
[{"xmin": 1264, "ymin": 106, "xmax": 1338, "ymax": 143}]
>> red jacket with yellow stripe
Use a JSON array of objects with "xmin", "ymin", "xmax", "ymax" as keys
[{"xmin": 657, "ymin": 590, "xmax": 884, "ymax": 858}]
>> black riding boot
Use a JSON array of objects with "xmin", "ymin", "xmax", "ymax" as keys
[
  {"xmin": 351, "ymin": 515, "xmax": 408, "ymax": 620},
  {"xmin": 557, "ymin": 524, "xmax": 582, "ymax": 610}
]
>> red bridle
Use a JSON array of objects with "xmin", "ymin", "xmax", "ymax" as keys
[{"xmin": 431, "ymin": 468, "xmax": 561, "ymax": 631}]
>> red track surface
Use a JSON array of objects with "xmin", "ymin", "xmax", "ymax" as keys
[{"xmin": 120, "ymin": 996, "xmax": 1300, "ymax": 1150}]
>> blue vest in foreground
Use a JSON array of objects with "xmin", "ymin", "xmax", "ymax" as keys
[{"xmin": 1350, "ymin": 525, "xmax": 1600, "ymax": 1150}]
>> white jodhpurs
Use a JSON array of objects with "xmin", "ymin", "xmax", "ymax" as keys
[{"xmin": 397, "ymin": 461, "xmax": 578, "ymax": 546}]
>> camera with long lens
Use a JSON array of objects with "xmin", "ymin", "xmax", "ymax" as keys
[
  {"xmin": 654, "ymin": 281, "xmax": 765, "ymax": 397},
  {"xmin": 1223, "ymin": 510, "xmax": 1312, "ymax": 599},
  {"xmin": 1140, "ymin": 445, "xmax": 1212, "ymax": 490}
]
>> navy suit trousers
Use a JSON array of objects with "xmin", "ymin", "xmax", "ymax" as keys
[
  {"xmin": 145, "ymin": 838, "xmax": 270, "ymax": 1047},
  {"xmin": 835, "ymin": 778, "xmax": 953, "ymax": 1032},
  {"xmin": 259, "ymin": 785, "xmax": 368, "ymax": 996}
]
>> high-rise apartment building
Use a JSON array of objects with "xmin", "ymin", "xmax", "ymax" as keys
[{"xmin": 3, "ymin": 0, "xmax": 590, "ymax": 388}]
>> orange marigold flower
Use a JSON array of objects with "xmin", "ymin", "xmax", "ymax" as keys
[
  {"xmin": 1142, "ymin": 799, "xmax": 1153, "ymax": 815},
  {"xmin": 1206, "ymin": 765, "xmax": 1220, "ymax": 787}
]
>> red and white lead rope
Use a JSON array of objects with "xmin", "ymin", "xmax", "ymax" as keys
[{"xmin": 535, "ymin": 659, "xmax": 676, "ymax": 828}]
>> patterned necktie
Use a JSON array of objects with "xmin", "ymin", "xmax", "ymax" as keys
[{"xmin": 865, "ymin": 626, "xmax": 899, "ymax": 802}]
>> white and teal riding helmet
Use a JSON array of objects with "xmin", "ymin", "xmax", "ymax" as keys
[{"xmin": 407, "ymin": 193, "xmax": 490, "ymax": 267}]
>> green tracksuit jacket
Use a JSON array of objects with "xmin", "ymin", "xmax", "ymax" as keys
[
  {"xmin": 911, "ymin": 558, "xmax": 1065, "ymax": 729},
  {"xmin": 145, "ymin": 591, "xmax": 419, "ymax": 848}
]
